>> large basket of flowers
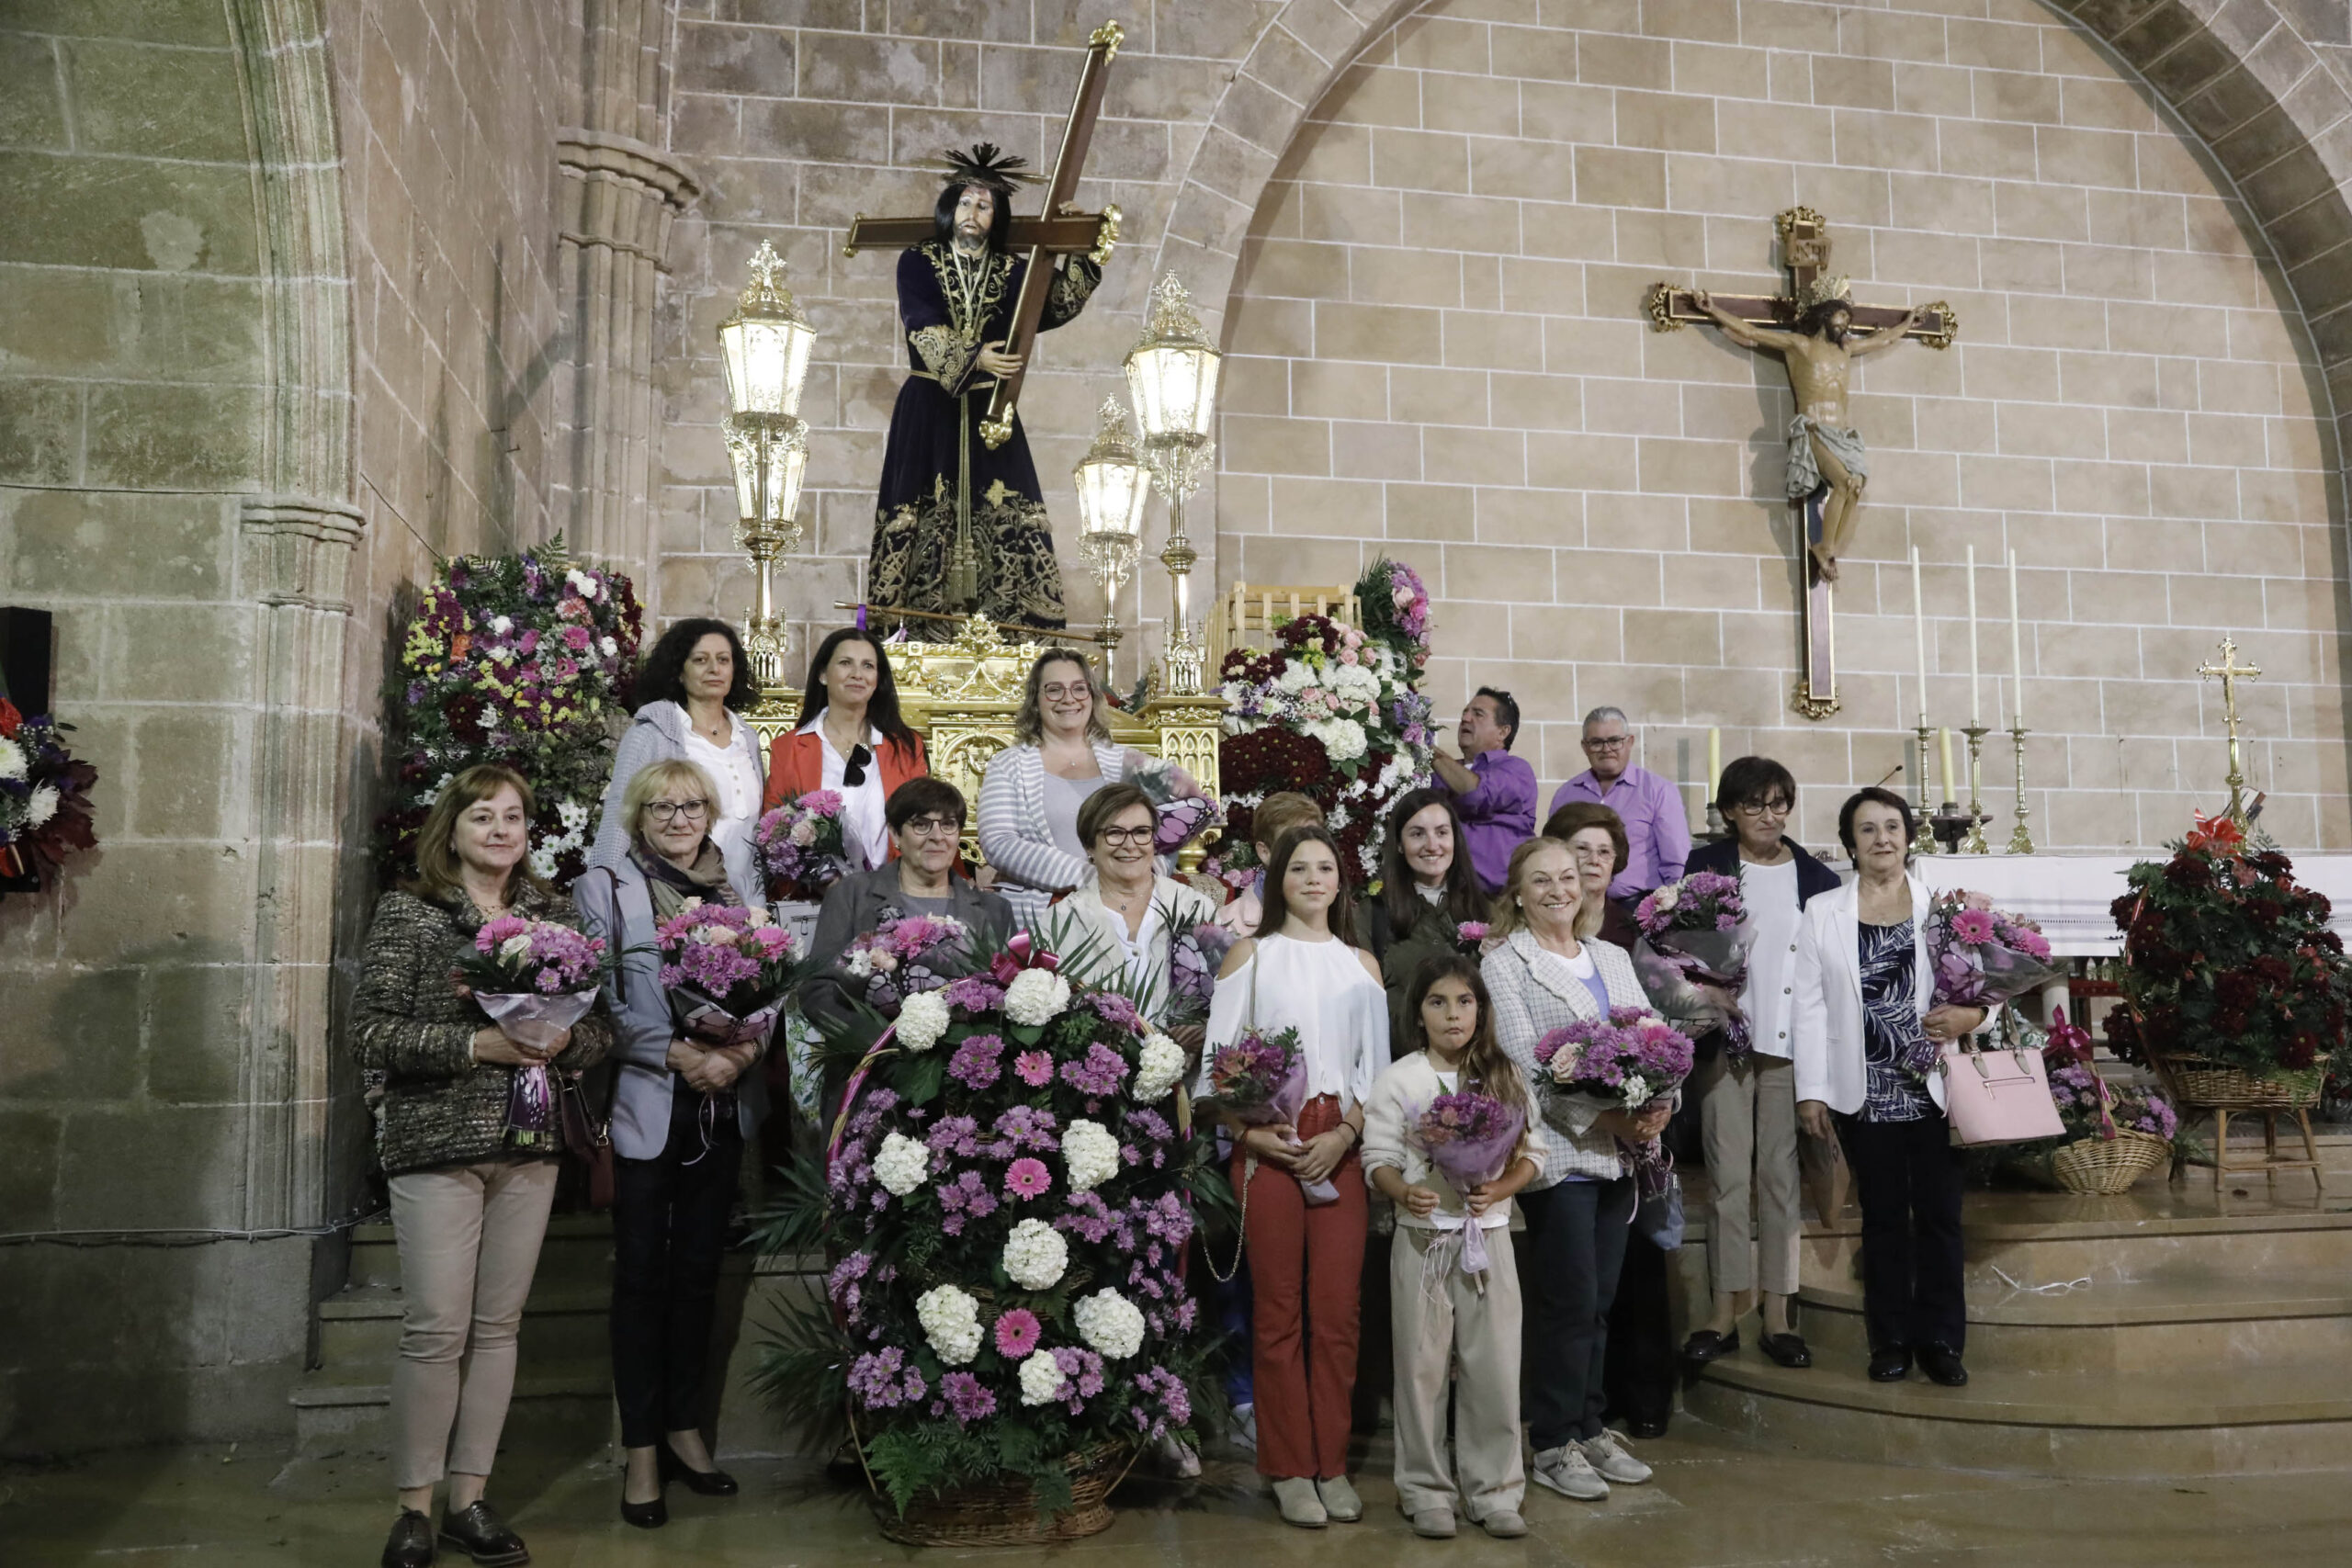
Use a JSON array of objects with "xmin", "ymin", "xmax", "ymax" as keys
[{"xmin": 858, "ymin": 1434, "xmax": 1138, "ymax": 1548}]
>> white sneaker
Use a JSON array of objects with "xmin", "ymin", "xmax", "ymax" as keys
[
  {"xmin": 1230, "ymin": 1402, "xmax": 1258, "ymax": 1452},
  {"xmin": 1578, "ymin": 1429, "xmax": 1653, "ymax": 1484},
  {"xmin": 1531, "ymin": 1442, "xmax": 1610, "ymax": 1501}
]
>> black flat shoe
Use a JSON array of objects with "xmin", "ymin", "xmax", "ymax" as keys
[
  {"xmin": 380, "ymin": 1508, "xmax": 435, "ymax": 1568},
  {"xmin": 437, "ymin": 1500, "xmax": 528, "ymax": 1566},
  {"xmin": 619, "ymin": 1489, "xmax": 667, "ymax": 1530},
  {"xmin": 1680, "ymin": 1327, "xmax": 1740, "ymax": 1365},
  {"xmin": 1917, "ymin": 1342, "xmax": 1969, "ymax": 1387},
  {"xmin": 1868, "ymin": 1347, "xmax": 1912, "ymax": 1382},
  {"xmin": 661, "ymin": 1438, "xmax": 741, "ymax": 1496},
  {"xmin": 1759, "ymin": 1332, "xmax": 1814, "ymax": 1369}
]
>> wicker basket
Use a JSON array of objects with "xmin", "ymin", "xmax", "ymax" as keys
[
  {"xmin": 2155, "ymin": 1055, "xmax": 2324, "ymax": 1110},
  {"xmin": 869, "ymin": 1441, "xmax": 1137, "ymax": 1549},
  {"xmin": 2048, "ymin": 1129, "xmax": 2172, "ymax": 1195}
]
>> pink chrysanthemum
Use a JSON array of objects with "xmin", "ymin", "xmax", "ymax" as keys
[
  {"xmin": 993, "ymin": 1308, "xmax": 1041, "ymax": 1359},
  {"xmin": 1013, "ymin": 1049, "xmax": 1055, "ymax": 1087},
  {"xmin": 1004, "ymin": 1157, "xmax": 1051, "ymax": 1200}
]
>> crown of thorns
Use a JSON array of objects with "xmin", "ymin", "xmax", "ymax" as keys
[{"xmin": 935, "ymin": 142, "xmax": 1043, "ymax": 193}]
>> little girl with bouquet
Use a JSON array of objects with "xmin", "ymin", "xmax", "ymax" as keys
[{"xmin": 1360, "ymin": 954, "xmax": 1541, "ymax": 1541}]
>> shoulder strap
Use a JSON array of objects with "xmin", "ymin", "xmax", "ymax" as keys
[{"xmin": 1246, "ymin": 935, "xmax": 1261, "ymax": 1032}]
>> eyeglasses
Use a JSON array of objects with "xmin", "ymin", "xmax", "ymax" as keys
[
  {"xmin": 1581, "ymin": 735, "xmax": 1630, "ymax": 750},
  {"xmin": 1095, "ymin": 826, "xmax": 1155, "ymax": 847},
  {"xmin": 842, "ymin": 742, "xmax": 873, "ymax": 789},
  {"xmin": 900, "ymin": 815, "xmax": 962, "ymax": 839},
  {"xmin": 647, "ymin": 799, "xmax": 710, "ymax": 822},
  {"xmin": 1041, "ymin": 682, "xmax": 1091, "ymax": 701},
  {"xmin": 1732, "ymin": 799, "xmax": 1793, "ymax": 817}
]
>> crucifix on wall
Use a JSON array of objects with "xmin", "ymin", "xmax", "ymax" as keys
[{"xmin": 1645, "ymin": 209, "xmax": 1957, "ymax": 720}]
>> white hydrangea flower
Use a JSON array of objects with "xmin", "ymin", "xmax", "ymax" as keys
[
  {"xmin": 1275, "ymin": 660, "xmax": 1316, "ymax": 693},
  {"xmin": 916, "ymin": 1284, "xmax": 983, "ymax": 1366},
  {"xmin": 490, "ymin": 615, "xmax": 514, "ymax": 635},
  {"xmin": 1018, "ymin": 1348, "xmax": 1067, "ymax": 1406},
  {"xmin": 599, "ymin": 636, "xmax": 617, "ymax": 657},
  {"xmin": 1306, "ymin": 717, "xmax": 1368, "ymax": 762},
  {"xmin": 1131, "ymin": 1034, "xmax": 1185, "ymax": 1102},
  {"xmin": 1002, "ymin": 967, "xmax": 1071, "ymax": 1027},
  {"xmin": 873, "ymin": 1132, "xmax": 931, "ymax": 1196},
  {"xmin": 1001, "ymin": 1216, "xmax": 1069, "ymax": 1290},
  {"xmin": 1073, "ymin": 1288, "xmax": 1146, "ymax": 1359},
  {"xmin": 0, "ymin": 737, "xmax": 25, "ymax": 781},
  {"xmin": 894, "ymin": 989, "xmax": 951, "ymax": 1053},
  {"xmin": 1061, "ymin": 1118, "xmax": 1121, "ymax": 1193},
  {"xmin": 1330, "ymin": 661, "xmax": 1380, "ymax": 701}
]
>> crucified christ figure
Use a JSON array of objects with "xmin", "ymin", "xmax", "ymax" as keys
[{"xmin": 1691, "ymin": 289, "xmax": 1926, "ymax": 582}]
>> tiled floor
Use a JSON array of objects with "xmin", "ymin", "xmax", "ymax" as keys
[{"xmin": 5, "ymin": 1422, "xmax": 2341, "ymax": 1566}]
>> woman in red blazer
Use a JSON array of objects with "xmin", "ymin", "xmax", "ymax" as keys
[{"xmin": 763, "ymin": 627, "xmax": 928, "ymax": 868}]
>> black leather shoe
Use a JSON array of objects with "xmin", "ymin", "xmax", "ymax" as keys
[
  {"xmin": 1759, "ymin": 1332, "xmax": 1814, "ymax": 1369},
  {"xmin": 1625, "ymin": 1416, "xmax": 1669, "ymax": 1439},
  {"xmin": 437, "ymin": 1500, "xmax": 528, "ymax": 1566},
  {"xmin": 1680, "ymin": 1328, "xmax": 1740, "ymax": 1365},
  {"xmin": 380, "ymin": 1508, "xmax": 435, "ymax": 1568},
  {"xmin": 1917, "ymin": 1342, "xmax": 1969, "ymax": 1387},
  {"xmin": 661, "ymin": 1438, "xmax": 741, "ymax": 1496},
  {"xmin": 619, "ymin": 1487, "xmax": 667, "ymax": 1530},
  {"xmin": 1868, "ymin": 1347, "xmax": 1912, "ymax": 1382}
]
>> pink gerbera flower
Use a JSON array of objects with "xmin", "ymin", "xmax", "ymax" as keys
[
  {"xmin": 1004, "ymin": 1157, "xmax": 1051, "ymax": 1200},
  {"xmin": 1949, "ymin": 908, "xmax": 1997, "ymax": 944},
  {"xmin": 1013, "ymin": 1050, "xmax": 1055, "ymax": 1087},
  {"xmin": 994, "ymin": 1308, "xmax": 1042, "ymax": 1359}
]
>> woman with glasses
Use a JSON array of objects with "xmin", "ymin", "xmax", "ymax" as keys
[
  {"xmin": 1679, "ymin": 757, "xmax": 1841, "ymax": 1372},
  {"xmin": 576, "ymin": 760, "xmax": 771, "ymax": 1529},
  {"xmin": 978, "ymin": 649, "xmax": 1148, "ymax": 924},
  {"xmin": 1040, "ymin": 782, "xmax": 1218, "ymax": 1038},
  {"xmin": 593, "ymin": 619, "xmax": 767, "ymax": 894},
  {"xmin": 800, "ymin": 778, "xmax": 1013, "ymax": 1050},
  {"xmin": 763, "ymin": 627, "xmax": 930, "ymax": 874}
]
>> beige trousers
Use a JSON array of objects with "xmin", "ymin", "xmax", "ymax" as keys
[
  {"xmin": 1389, "ymin": 1224, "xmax": 1524, "ymax": 1520},
  {"xmin": 1697, "ymin": 1052, "xmax": 1802, "ymax": 1296},
  {"xmin": 387, "ymin": 1157, "xmax": 560, "ymax": 1489}
]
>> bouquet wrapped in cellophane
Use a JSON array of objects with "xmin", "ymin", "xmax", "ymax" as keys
[
  {"xmin": 842, "ymin": 912, "xmax": 970, "ymax": 1013},
  {"xmin": 1207, "ymin": 1025, "xmax": 1336, "ymax": 1204},
  {"xmin": 654, "ymin": 898, "xmax": 806, "ymax": 1048},
  {"xmin": 755, "ymin": 789, "xmax": 851, "ymax": 902},
  {"xmin": 449, "ymin": 914, "xmax": 607, "ymax": 1147},
  {"xmin": 1631, "ymin": 871, "xmax": 1753, "ymax": 1056},
  {"xmin": 1532, "ymin": 1009, "xmax": 1694, "ymax": 1194},
  {"xmin": 1412, "ymin": 1089, "xmax": 1523, "ymax": 1277}
]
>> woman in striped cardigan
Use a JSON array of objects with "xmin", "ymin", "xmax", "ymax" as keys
[{"xmin": 976, "ymin": 649, "xmax": 1139, "ymax": 926}]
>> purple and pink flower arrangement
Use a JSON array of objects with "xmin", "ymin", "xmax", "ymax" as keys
[
  {"xmin": 651, "ymin": 900, "xmax": 804, "ymax": 1044},
  {"xmin": 1928, "ymin": 888, "xmax": 2060, "ymax": 1011},
  {"xmin": 1411, "ymin": 1089, "xmax": 1525, "ymax": 1275},
  {"xmin": 755, "ymin": 789, "xmax": 851, "ymax": 901},
  {"xmin": 1631, "ymin": 870, "xmax": 1754, "ymax": 1056}
]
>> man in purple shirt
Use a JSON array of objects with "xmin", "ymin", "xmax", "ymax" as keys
[
  {"xmin": 1548, "ymin": 705, "xmax": 1691, "ymax": 903},
  {"xmin": 1430, "ymin": 687, "xmax": 1536, "ymax": 895}
]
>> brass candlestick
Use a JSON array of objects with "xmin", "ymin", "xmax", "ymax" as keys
[
  {"xmin": 1913, "ymin": 723, "xmax": 1941, "ymax": 854},
  {"xmin": 2007, "ymin": 723, "xmax": 2036, "ymax": 855},
  {"xmin": 1961, "ymin": 724, "xmax": 1991, "ymax": 854}
]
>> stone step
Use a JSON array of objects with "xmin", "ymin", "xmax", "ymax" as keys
[
  {"xmin": 1797, "ymin": 1201, "xmax": 2352, "ymax": 1290},
  {"xmin": 1792, "ymin": 1272, "xmax": 2352, "ymax": 1371},
  {"xmin": 289, "ymin": 1368, "xmax": 615, "ymax": 1461},
  {"xmin": 345, "ymin": 1213, "xmax": 616, "ymax": 1292},
  {"xmin": 315, "ymin": 1283, "xmax": 615, "ymax": 1368},
  {"xmin": 1689, "ymin": 1357, "xmax": 2352, "ymax": 1478}
]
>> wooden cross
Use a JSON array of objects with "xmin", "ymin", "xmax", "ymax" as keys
[
  {"xmin": 1645, "ymin": 209, "xmax": 1957, "ymax": 721},
  {"xmin": 2198, "ymin": 634, "xmax": 2264, "ymax": 827},
  {"xmin": 842, "ymin": 22, "xmax": 1126, "ymax": 450}
]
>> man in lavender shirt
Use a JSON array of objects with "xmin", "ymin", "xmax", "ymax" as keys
[
  {"xmin": 1548, "ymin": 705, "xmax": 1691, "ymax": 905},
  {"xmin": 1430, "ymin": 687, "xmax": 1536, "ymax": 895}
]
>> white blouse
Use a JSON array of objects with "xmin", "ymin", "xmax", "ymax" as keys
[
  {"xmin": 683, "ymin": 713, "xmax": 762, "ymax": 863},
  {"xmin": 799, "ymin": 707, "xmax": 888, "ymax": 871},
  {"xmin": 1737, "ymin": 855, "xmax": 1804, "ymax": 1059},
  {"xmin": 1198, "ymin": 931, "xmax": 1386, "ymax": 1111}
]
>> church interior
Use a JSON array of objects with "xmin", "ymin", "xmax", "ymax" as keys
[{"xmin": 7, "ymin": 0, "xmax": 2352, "ymax": 1562}]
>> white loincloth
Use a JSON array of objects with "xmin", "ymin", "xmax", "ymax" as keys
[{"xmin": 1785, "ymin": 413, "xmax": 1868, "ymax": 500}]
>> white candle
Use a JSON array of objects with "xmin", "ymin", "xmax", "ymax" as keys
[
  {"xmin": 1965, "ymin": 544, "xmax": 1981, "ymax": 726},
  {"xmin": 1911, "ymin": 546, "xmax": 1928, "ymax": 728},
  {"xmin": 1939, "ymin": 727, "xmax": 1956, "ymax": 801},
  {"xmin": 2007, "ymin": 547, "xmax": 2024, "ymax": 728},
  {"xmin": 1708, "ymin": 727, "xmax": 1721, "ymax": 791}
]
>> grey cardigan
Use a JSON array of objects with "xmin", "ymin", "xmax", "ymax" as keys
[
  {"xmin": 590, "ymin": 699, "xmax": 767, "ymax": 903},
  {"xmin": 798, "ymin": 862, "xmax": 1014, "ymax": 1038},
  {"xmin": 573, "ymin": 853, "xmax": 772, "ymax": 1160}
]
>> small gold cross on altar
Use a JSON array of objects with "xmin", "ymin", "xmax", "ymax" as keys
[{"xmin": 2198, "ymin": 634, "xmax": 2263, "ymax": 827}]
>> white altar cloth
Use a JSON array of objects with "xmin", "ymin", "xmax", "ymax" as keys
[{"xmin": 1909, "ymin": 853, "xmax": 2352, "ymax": 957}]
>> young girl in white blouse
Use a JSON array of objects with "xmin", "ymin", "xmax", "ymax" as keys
[
  {"xmin": 1197, "ymin": 825, "xmax": 1386, "ymax": 1530},
  {"xmin": 1362, "ymin": 953, "xmax": 1540, "ymax": 1541}
]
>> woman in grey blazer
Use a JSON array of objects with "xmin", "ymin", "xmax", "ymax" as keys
[
  {"xmin": 574, "ymin": 757, "xmax": 770, "ymax": 1529},
  {"xmin": 1480, "ymin": 837, "xmax": 1670, "ymax": 1507},
  {"xmin": 590, "ymin": 619, "xmax": 768, "ymax": 901},
  {"xmin": 976, "ymin": 649, "xmax": 1139, "ymax": 925}
]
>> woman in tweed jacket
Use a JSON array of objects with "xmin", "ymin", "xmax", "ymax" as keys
[
  {"xmin": 1479, "ymin": 837, "xmax": 1669, "ymax": 1508},
  {"xmin": 354, "ymin": 763, "xmax": 611, "ymax": 1568},
  {"xmin": 976, "ymin": 649, "xmax": 1138, "ymax": 925}
]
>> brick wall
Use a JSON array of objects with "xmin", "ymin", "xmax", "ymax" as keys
[{"xmin": 1215, "ymin": 0, "xmax": 2351, "ymax": 853}]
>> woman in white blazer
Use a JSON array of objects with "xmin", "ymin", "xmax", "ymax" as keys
[
  {"xmin": 976, "ymin": 649, "xmax": 1138, "ymax": 925},
  {"xmin": 1791, "ymin": 787, "xmax": 1988, "ymax": 1390},
  {"xmin": 1036, "ymin": 781, "xmax": 1219, "ymax": 1037},
  {"xmin": 1480, "ymin": 837, "xmax": 1667, "ymax": 1506}
]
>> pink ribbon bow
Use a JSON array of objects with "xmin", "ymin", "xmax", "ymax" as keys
[{"xmin": 988, "ymin": 932, "xmax": 1062, "ymax": 986}]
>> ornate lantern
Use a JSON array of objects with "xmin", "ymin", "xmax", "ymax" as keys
[{"xmin": 1123, "ymin": 275, "xmax": 1221, "ymax": 694}]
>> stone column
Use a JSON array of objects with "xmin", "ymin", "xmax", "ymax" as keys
[{"xmin": 555, "ymin": 0, "xmax": 699, "ymax": 577}]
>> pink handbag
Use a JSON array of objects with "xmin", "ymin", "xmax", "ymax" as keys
[{"xmin": 1938, "ymin": 1038, "xmax": 2066, "ymax": 1145}]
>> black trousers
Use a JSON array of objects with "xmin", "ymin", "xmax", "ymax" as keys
[
  {"xmin": 1517, "ymin": 1177, "xmax": 1634, "ymax": 1450},
  {"xmin": 1834, "ymin": 1111, "xmax": 1966, "ymax": 1352},
  {"xmin": 611, "ymin": 1086, "xmax": 743, "ymax": 1448},
  {"xmin": 1602, "ymin": 1231, "xmax": 1675, "ymax": 1427}
]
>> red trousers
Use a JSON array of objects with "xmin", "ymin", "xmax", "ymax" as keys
[{"xmin": 1234, "ymin": 1094, "xmax": 1365, "ymax": 1480}]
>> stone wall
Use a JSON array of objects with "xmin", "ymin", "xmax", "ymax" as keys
[{"xmin": 1214, "ymin": 0, "xmax": 2352, "ymax": 853}]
